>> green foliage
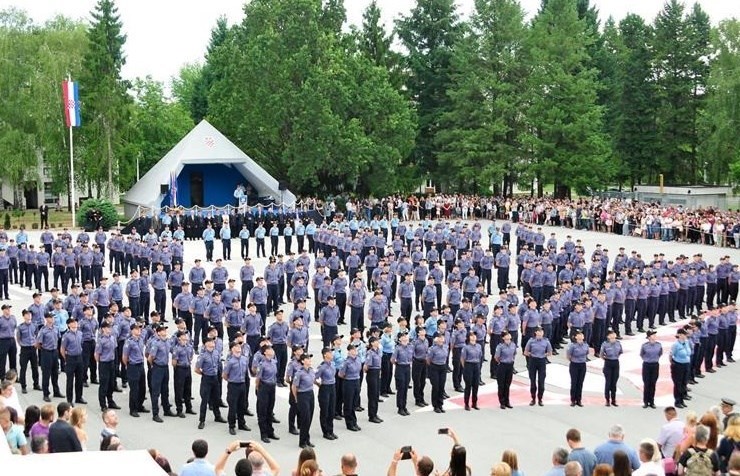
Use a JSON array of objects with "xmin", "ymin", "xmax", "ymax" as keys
[
  {"xmin": 699, "ymin": 19, "xmax": 740, "ymax": 187},
  {"xmin": 206, "ymin": 0, "xmax": 415, "ymax": 196},
  {"xmin": 77, "ymin": 198, "xmax": 118, "ymax": 229},
  {"xmin": 3, "ymin": 213, "xmax": 9, "ymax": 230},
  {"xmin": 78, "ymin": 0, "xmax": 131, "ymax": 198},
  {"xmin": 395, "ymin": 0, "xmax": 462, "ymax": 189},
  {"xmin": 522, "ymin": 0, "xmax": 611, "ymax": 197},
  {"xmin": 437, "ymin": 0, "xmax": 528, "ymax": 195}
]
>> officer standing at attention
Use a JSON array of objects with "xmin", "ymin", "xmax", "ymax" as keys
[
  {"xmin": 95, "ymin": 321, "xmax": 120, "ymax": 412},
  {"xmin": 670, "ymin": 328, "xmax": 692, "ymax": 409},
  {"xmin": 60, "ymin": 317, "xmax": 86, "ymax": 405},
  {"xmin": 600, "ymin": 328, "xmax": 623, "ymax": 407},
  {"xmin": 223, "ymin": 341, "xmax": 250, "ymax": 435},
  {"xmin": 426, "ymin": 331, "xmax": 449, "ymax": 414},
  {"xmin": 391, "ymin": 332, "xmax": 413, "ymax": 416},
  {"xmin": 494, "ymin": 331, "xmax": 516, "ymax": 409},
  {"xmin": 365, "ymin": 336, "xmax": 383, "ymax": 424},
  {"xmin": 171, "ymin": 330, "xmax": 195, "ymax": 417},
  {"xmin": 292, "ymin": 353, "xmax": 316, "ymax": 449},
  {"xmin": 36, "ymin": 312, "xmax": 62, "ymax": 402},
  {"xmin": 255, "ymin": 345, "xmax": 280, "ymax": 443},
  {"xmin": 219, "ymin": 221, "xmax": 232, "ymax": 260},
  {"xmin": 339, "ymin": 343, "xmax": 362, "ymax": 431},
  {"xmin": 412, "ymin": 327, "xmax": 429, "ymax": 407},
  {"xmin": 195, "ymin": 337, "xmax": 227, "ymax": 429},
  {"xmin": 122, "ymin": 322, "xmax": 148, "ymax": 417},
  {"xmin": 640, "ymin": 329, "xmax": 662, "ymax": 409},
  {"xmin": 524, "ymin": 326, "xmax": 552, "ymax": 406},
  {"xmin": 566, "ymin": 329, "xmax": 589, "ymax": 407},
  {"xmin": 202, "ymin": 223, "xmax": 216, "ymax": 262},
  {"xmin": 147, "ymin": 325, "xmax": 175, "ymax": 422},
  {"xmin": 316, "ymin": 347, "xmax": 337, "ymax": 440},
  {"xmin": 461, "ymin": 331, "xmax": 482, "ymax": 411},
  {"xmin": 16, "ymin": 309, "xmax": 39, "ymax": 393}
]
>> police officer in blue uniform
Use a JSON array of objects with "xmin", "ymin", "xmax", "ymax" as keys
[
  {"xmin": 600, "ymin": 328, "xmax": 623, "ymax": 407},
  {"xmin": 292, "ymin": 353, "xmax": 316, "ymax": 448},
  {"xmin": 122, "ymin": 322, "xmax": 148, "ymax": 417},
  {"xmin": 461, "ymin": 331, "xmax": 482, "ymax": 410},
  {"xmin": 16, "ymin": 310, "xmax": 39, "ymax": 393},
  {"xmin": 339, "ymin": 343, "xmax": 362, "ymax": 431},
  {"xmin": 223, "ymin": 341, "xmax": 250, "ymax": 435},
  {"xmin": 494, "ymin": 331, "xmax": 516, "ymax": 409},
  {"xmin": 36, "ymin": 312, "xmax": 62, "ymax": 402},
  {"xmin": 566, "ymin": 329, "xmax": 589, "ymax": 407},
  {"xmin": 426, "ymin": 331, "xmax": 448, "ymax": 413},
  {"xmin": 255, "ymin": 345, "xmax": 280, "ymax": 443},
  {"xmin": 316, "ymin": 347, "xmax": 337, "ymax": 440},
  {"xmin": 60, "ymin": 317, "xmax": 86, "ymax": 405},
  {"xmin": 195, "ymin": 336, "xmax": 227, "ymax": 428},
  {"xmin": 391, "ymin": 331, "xmax": 413, "ymax": 416},
  {"xmin": 524, "ymin": 326, "xmax": 552, "ymax": 406},
  {"xmin": 95, "ymin": 320, "xmax": 120, "ymax": 411},
  {"xmin": 364, "ymin": 336, "xmax": 383, "ymax": 424},
  {"xmin": 147, "ymin": 325, "xmax": 175, "ymax": 422},
  {"xmin": 640, "ymin": 329, "xmax": 662, "ymax": 409}
]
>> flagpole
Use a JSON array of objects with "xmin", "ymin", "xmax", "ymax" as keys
[
  {"xmin": 70, "ymin": 124, "xmax": 76, "ymax": 229},
  {"xmin": 67, "ymin": 74, "xmax": 77, "ymax": 229}
]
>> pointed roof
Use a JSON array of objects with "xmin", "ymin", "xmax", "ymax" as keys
[{"xmin": 123, "ymin": 120, "xmax": 295, "ymax": 213}]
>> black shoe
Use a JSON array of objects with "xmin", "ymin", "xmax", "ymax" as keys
[
  {"xmin": 330, "ymin": 433, "xmax": 338, "ymax": 439},
  {"xmin": 108, "ymin": 403, "xmax": 121, "ymax": 410},
  {"xmin": 186, "ymin": 409, "xmax": 197, "ymax": 415},
  {"xmin": 571, "ymin": 402, "xmax": 576, "ymax": 407},
  {"xmin": 53, "ymin": 392, "xmax": 64, "ymax": 398},
  {"xmin": 289, "ymin": 428, "xmax": 300, "ymax": 435},
  {"xmin": 454, "ymin": 387, "xmax": 464, "ymax": 393},
  {"xmin": 643, "ymin": 403, "xmax": 649, "ymax": 408},
  {"xmin": 43, "ymin": 396, "xmax": 51, "ymax": 402},
  {"xmin": 113, "ymin": 387, "xmax": 123, "ymax": 393},
  {"xmin": 177, "ymin": 412, "xmax": 186, "ymax": 418},
  {"xmin": 219, "ymin": 401, "xmax": 228, "ymax": 408},
  {"xmin": 130, "ymin": 411, "xmax": 140, "ymax": 418},
  {"xmin": 245, "ymin": 409, "xmax": 254, "ymax": 417},
  {"xmin": 676, "ymin": 402, "xmax": 687, "ymax": 408},
  {"xmin": 696, "ymin": 374, "xmax": 705, "ymax": 378},
  {"xmin": 238, "ymin": 424, "xmax": 251, "ymax": 431},
  {"xmin": 387, "ymin": 390, "xmax": 395, "ymax": 395},
  {"xmin": 728, "ymin": 358, "xmax": 736, "ymax": 363},
  {"xmin": 334, "ymin": 415, "xmax": 343, "ymax": 420},
  {"xmin": 268, "ymin": 434, "xmax": 280, "ymax": 440},
  {"xmin": 323, "ymin": 434, "xmax": 334, "ymax": 440},
  {"xmin": 348, "ymin": 426, "xmax": 361, "ymax": 432},
  {"xmin": 163, "ymin": 410, "xmax": 177, "ymax": 417},
  {"xmin": 606, "ymin": 400, "xmax": 611, "ymax": 407},
  {"xmin": 612, "ymin": 401, "xmax": 618, "ymax": 407},
  {"xmin": 153, "ymin": 415, "xmax": 164, "ymax": 423},
  {"xmin": 122, "ymin": 382, "xmax": 128, "ymax": 388},
  {"xmin": 138, "ymin": 407, "xmax": 150, "ymax": 413},
  {"xmin": 215, "ymin": 416, "xmax": 227, "ymax": 423},
  {"xmin": 434, "ymin": 407, "xmax": 443, "ymax": 413},
  {"xmin": 33, "ymin": 385, "xmax": 42, "ymax": 391},
  {"xmin": 472, "ymin": 404, "xmax": 479, "ymax": 410},
  {"xmin": 229, "ymin": 427, "xmax": 236, "ymax": 435},
  {"xmin": 198, "ymin": 422, "xmax": 205, "ymax": 429},
  {"xmin": 415, "ymin": 402, "xmax": 425, "ymax": 407},
  {"xmin": 538, "ymin": 400, "xmax": 544, "ymax": 406},
  {"xmin": 83, "ymin": 382, "xmax": 89, "ymax": 388},
  {"xmin": 271, "ymin": 416, "xmax": 280, "ymax": 424},
  {"xmin": 261, "ymin": 437, "xmax": 270, "ymax": 443},
  {"xmin": 21, "ymin": 388, "xmax": 27, "ymax": 394},
  {"xmin": 649, "ymin": 403, "xmax": 656, "ymax": 409},
  {"xmin": 442, "ymin": 393, "xmax": 450, "ymax": 399},
  {"xmin": 529, "ymin": 399, "xmax": 536, "ymax": 406},
  {"xmin": 355, "ymin": 406, "xmax": 364, "ymax": 412},
  {"xmin": 707, "ymin": 368, "xmax": 716, "ymax": 373},
  {"xmin": 465, "ymin": 405, "xmax": 470, "ymax": 411},
  {"xmin": 506, "ymin": 404, "xmax": 513, "ymax": 409},
  {"xmin": 576, "ymin": 402, "xmax": 583, "ymax": 407},
  {"xmin": 369, "ymin": 417, "xmax": 383, "ymax": 423},
  {"xmin": 501, "ymin": 404, "xmax": 507, "ymax": 409}
]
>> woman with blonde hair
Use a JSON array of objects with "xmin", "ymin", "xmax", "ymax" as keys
[
  {"xmin": 699, "ymin": 412, "xmax": 720, "ymax": 449},
  {"xmin": 674, "ymin": 411, "xmax": 699, "ymax": 458},
  {"xmin": 293, "ymin": 447, "xmax": 317, "ymax": 476},
  {"xmin": 718, "ymin": 415, "xmax": 740, "ymax": 474},
  {"xmin": 502, "ymin": 449, "xmax": 525, "ymax": 476},
  {"xmin": 70, "ymin": 406, "xmax": 88, "ymax": 451},
  {"xmin": 492, "ymin": 462, "xmax": 512, "ymax": 476},
  {"xmin": 299, "ymin": 459, "xmax": 320, "ymax": 476}
]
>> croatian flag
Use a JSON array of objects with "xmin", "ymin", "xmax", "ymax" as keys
[
  {"xmin": 170, "ymin": 171, "xmax": 178, "ymax": 207},
  {"xmin": 62, "ymin": 81, "xmax": 81, "ymax": 127}
]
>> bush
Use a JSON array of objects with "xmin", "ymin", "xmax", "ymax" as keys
[
  {"xmin": 77, "ymin": 199, "xmax": 118, "ymax": 231},
  {"xmin": 3, "ymin": 213, "xmax": 9, "ymax": 229}
]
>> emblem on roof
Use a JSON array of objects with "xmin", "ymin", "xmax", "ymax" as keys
[{"xmin": 204, "ymin": 136, "xmax": 215, "ymax": 148}]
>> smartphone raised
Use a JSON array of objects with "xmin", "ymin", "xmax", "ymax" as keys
[
  {"xmin": 400, "ymin": 446, "xmax": 412, "ymax": 460},
  {"xmin": 240, "ymin": 442, "xmax": 252, "ymax": 448},
  {"xmin": 438, "ymin": 428, "xmax": 449, "ymax": 435}
]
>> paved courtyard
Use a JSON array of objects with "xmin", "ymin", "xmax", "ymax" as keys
[{"xmin": 6, "ymin": 220, "xmax": 739, "ymax": 475}]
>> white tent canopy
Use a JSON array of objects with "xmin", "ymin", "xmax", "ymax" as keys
[
  {"xmin": 0, "ymin": 449, "xmax": 167, "ymax": 476},
  {"xmin": 122, "ymin": 120, "xmax": 295, "ymax": 217}
]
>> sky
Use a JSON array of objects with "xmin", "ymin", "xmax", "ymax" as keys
[{"xmin": 2, "ymin": 0, "xmax": 738, "ymax": 85}]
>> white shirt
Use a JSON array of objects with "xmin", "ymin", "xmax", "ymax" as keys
[
  {"xmin": 632, "ymin": 461, "xmax": 665, "ymax": 476},
  {"xmin": 657, "ymin": 418, "xmax": 685, "ymax": 460}
]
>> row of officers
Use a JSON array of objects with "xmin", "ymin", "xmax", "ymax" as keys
[{"xmin": 4, "ymin": 302, "xmax": 736, "ymax": 450}]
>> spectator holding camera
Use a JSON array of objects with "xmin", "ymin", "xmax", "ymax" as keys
[
  {"xmin": 387, "ymin": 447, "xmax": 434, "ymax": 476},
  {"xmin": 215, "ymin": 439, "xmax": 281, "ymax": 476}
]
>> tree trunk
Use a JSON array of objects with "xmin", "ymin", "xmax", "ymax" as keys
[{"xmin": 105, "ymin": 119, "xmax": 114, "ymax": 200}]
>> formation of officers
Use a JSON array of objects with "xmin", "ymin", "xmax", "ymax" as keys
[{"xmin": 0, "ymin": 216, "xmax": 739, "ymax": 448}]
